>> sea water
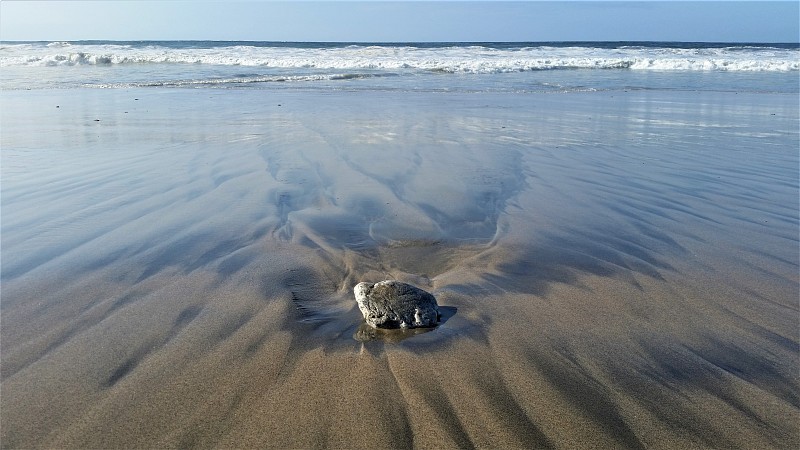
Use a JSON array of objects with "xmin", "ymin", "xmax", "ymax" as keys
[
  {"xmin": 1, "ymin": 41, "xmax": 798, "ymax": 93},
  {"xmin": 2, "ymin": 41, "xmax": 799, "ymax": 448}
]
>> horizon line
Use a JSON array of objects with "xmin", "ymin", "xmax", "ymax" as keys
[{"xmin": 2, "ymin": 39, "xmax": 799, "ymax": 45}]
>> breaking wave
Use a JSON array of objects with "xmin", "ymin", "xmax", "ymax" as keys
[{"xmin": 2, "ymin": 42, "xmax": 798, "ymax": 72}]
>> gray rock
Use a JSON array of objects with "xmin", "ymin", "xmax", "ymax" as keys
[{"xmin": 354, "ymin": 281, "xmax": 440, "ymax": 329}]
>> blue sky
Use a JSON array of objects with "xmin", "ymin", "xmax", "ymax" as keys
[{"xmin": 1, "ymin": 1, "xmax": 797, "ymax": 42}]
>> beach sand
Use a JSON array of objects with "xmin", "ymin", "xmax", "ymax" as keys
[{"xmin": 1, "ymin": 88, "xmax": 798, "ymax": 448}]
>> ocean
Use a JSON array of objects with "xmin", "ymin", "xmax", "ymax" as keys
[
  {"xmin": 1, "ymin": 40, "xmax": 798, "ymax": 92},
  {"xmin": 1, "ymin": 41, "xmax": 798, "ymax": 448}
]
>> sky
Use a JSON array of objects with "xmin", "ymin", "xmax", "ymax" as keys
[{"xmin": 0, "ymin": 1, "xmax": 797, "ymax": 43}]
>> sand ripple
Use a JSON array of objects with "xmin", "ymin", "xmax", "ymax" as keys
[{"xmin": 1, "ymin": 89, "xmax": 797, "ymax": 448}]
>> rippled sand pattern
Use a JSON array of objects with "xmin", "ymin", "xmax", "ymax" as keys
[{"xmin": 1, "ymin": 89, "xmax": 797, "ymax": 448}]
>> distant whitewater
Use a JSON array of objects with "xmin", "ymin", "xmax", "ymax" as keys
[{"xmin": 1, "ymin": 41, "xmax": 798, "ymax": 92}]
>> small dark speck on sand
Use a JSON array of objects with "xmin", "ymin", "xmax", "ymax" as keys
[
  {"xmin": 56, "ymin": 105, "xmax": 59, "ymax": 108},
  {"xmin": 94, "ymin": 119, "xmax": 100, "ymax": 122}
]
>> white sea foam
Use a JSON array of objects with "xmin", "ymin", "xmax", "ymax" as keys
[
  {"xmin": 2, "ymin": 43, "xmax": 797, "ymax": 72},
  {"xmin": 85, "ymin": 73, "xmax": 382, "ymax": 89}
]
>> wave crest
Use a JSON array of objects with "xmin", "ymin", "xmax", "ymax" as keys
[{"xmin": 2, "ymin": 43, "xmax": 797, "ymax": 73}]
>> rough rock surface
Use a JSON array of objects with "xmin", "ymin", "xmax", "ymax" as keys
[{"xmin": 354, "ymin": 281, "xmax": 440, "ymax": 329}]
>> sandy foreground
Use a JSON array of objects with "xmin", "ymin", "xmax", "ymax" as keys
[{"xmin": 1, "ymin": 88, "xmax": 798, "ymax": 449}]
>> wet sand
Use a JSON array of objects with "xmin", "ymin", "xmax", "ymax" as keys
[{"xmin": 1, "ymin": 88, "xmax": 798, "ymax": 448}]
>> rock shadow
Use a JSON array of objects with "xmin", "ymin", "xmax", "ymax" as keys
[{"xmin": 352, "ymin": 306, "xmax": 458, "ymax": 343}]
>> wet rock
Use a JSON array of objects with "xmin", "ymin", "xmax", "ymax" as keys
[{"xmin": 354, "ymin": 280, "xmax": 440, "ymax": 329}]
